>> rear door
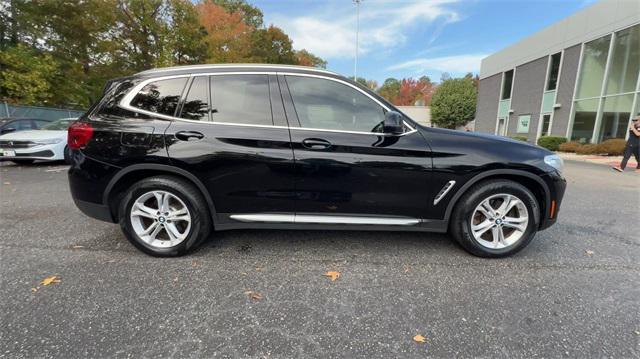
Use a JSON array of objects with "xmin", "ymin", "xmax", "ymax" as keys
[
  {"xmin": 281, "ymin": 74, "xmax": 433, "ymax": 221},
  {"xmin": 166, "ymin": 73, "xmax": 296, "ymax": 222}
]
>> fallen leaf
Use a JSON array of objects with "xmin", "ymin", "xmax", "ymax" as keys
[
  {"xmin": 634, "ymin": 330, "xmax": 640, "ymax": 336},
  {"xmin": 585, "ymin": 250, "xmax": 594, "ymax": 256},
  {"xmin": 71, "ymin": 245, "xmax": 85, "ymax": 249},
  {"xmin": 31, "ymin": 287, "xmax": 38, "ymax": 292},
  {"xmin": 40, "ymin": 275, "xmax": 61, "ymax": 286},
  {"xmin": 413, "ymin": 334, "xmax": 427, "ymax": 343},
  {"xmin": 324, "ymin": 271, "xmax": 340, "ymax": 281},
  {"xmin": 3, "ymin": 182, "xmax": 10, "ymax": 185},
  {"xmin": 404, "ymin": 266, "xmax": 411, "ymax": 273},
  {"xmin": 244, "ymin": 291, "xmax": 262, "ymax": 300},
  {"xmin": 192, "ymin": 261, "xmax": 199, "ymax": 268},
  {"xmin": 173, "ymin": 277, "xmax": 178, "ymax": 282}
]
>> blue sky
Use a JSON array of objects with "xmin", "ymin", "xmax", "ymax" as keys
[{"xmin": 252, "ymin": 0, "xmax": 598, "ymax": 84}]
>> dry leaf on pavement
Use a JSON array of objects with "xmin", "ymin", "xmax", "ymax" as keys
[
  {"xmin": 585, "ymin": 250, "xmax": 594, "ymax": 256},
  {"xmin": 41, "ymin": 275, "xmax": 61, "ymax": 286},
  {"xmin": 324, "ymin": 271, "xmax": 340, "ymax": 281},
  {"xmin": 413, "ymin": 334, "xmax": 427, "ymax": 343},
  {"xmin": 244, "ymin": 291, "xmax": 262, "ymax": 300}
]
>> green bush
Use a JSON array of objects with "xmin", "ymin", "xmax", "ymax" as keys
[
  {"xmin": 537, "ymin": 136, "xmax": 567, "ymax": 151},
  {"xmin": 575, "ymin": 144, "xmax": 602, "ymax": 155},
  {"xmin": 598, "ymin": 139, "xmax": 626, "ymax": 156},
  {"xmin": 511, "ymin": 135, "xmax": 528, "ymax": 142},
  {"xmin": 430, "ymin": 78, "xmax": 477, "ymax": 129},
  {"xmin": 558, "ymin": 141, "xmax": 581, "ymax": 152}
]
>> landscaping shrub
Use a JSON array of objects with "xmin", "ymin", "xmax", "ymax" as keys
[
  {"xmin": 511, "ymin": 135, "xmax": 528, "ymax": 142},
  {"xmin": 598, "ymin": 139, "xmax": 626, "ymax": 156},
  {"xmin": 537, "ymin": 136, "xmax": 567, "ymax": 151},
  {"xmin": 558, "ymin": 141, "xmax": 581, "ymax": 152},
  {"xmin": 575, "ymin": 144, "xmax": 602, "ymax": 155}
]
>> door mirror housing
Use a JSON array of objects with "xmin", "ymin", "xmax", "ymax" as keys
[{"xmin": 383, "ymin": 111, "xmax": 404, "ymax": 135}]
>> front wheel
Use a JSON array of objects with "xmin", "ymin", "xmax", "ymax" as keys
[
  {"xmin": 450, "ymin": 179, "xmax": 540, "ymax": 258},
  {"xmin": 118, "ymin": 176, "xmax": 212, "ymax": 257}
]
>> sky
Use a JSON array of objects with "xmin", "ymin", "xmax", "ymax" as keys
[{"xmin": 252, "ymin": 0, "xmax": 599, "ymax": 84}]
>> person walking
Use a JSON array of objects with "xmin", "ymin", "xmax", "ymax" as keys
[{"xmin": 612, "ymin": 112, "xmax": 640, "ymax": 173}]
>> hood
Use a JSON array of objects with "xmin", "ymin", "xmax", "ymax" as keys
[
  {"xmin": 0, "ymin": 130, "xmax": 67, "ymax": 142},
  {"xmin": 417, "ymin": 124, "xmax": 548, "ymax": 151}
]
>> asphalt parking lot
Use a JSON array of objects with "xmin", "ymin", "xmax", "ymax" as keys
[{"xmin": 0, "ymin": 160, "xmax": 638, "ymax": 358}]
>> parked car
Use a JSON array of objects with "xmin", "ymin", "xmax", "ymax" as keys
[
  {"xmin": 0, "ymin": 117, "xmax": 52, "ymax": 135},
  {"xmin": 68, "ymin": 64, "xmax": 566, "ymax": 258},
  {"xmin": 0, "ymin": 118, "xmax": 76, "ymax": 164}
]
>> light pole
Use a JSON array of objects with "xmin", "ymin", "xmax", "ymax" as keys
[{"xmin": 354, "ymin": 0, "xmax": 361, "ymax": 80}]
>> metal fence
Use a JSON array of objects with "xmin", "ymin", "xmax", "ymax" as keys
[{"xmin": 1, "ymin": 102, "xmax": 86, "ymax": 121}]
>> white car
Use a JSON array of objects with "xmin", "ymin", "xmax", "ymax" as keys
[{"xmin": 0, "ymin": 118, "xmax": 77, "ymax": 165}]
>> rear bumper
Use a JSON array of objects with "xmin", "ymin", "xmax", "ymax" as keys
[{"xmin": 72, "ymin": 198, "xmax": 114, "ymax": 223}]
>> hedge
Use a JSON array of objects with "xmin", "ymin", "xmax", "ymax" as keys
[
  {"xmin": 558, "ymin": 139, "xmax": 626, "ymax": 156},
  {"xmin": 511, "ymin": 135, "xmax": 528, "ymax": 142},
  {"xmin": 558, "ymin": 141, "xmax": 581, "ymax": 153},
  {"xmin": 537, "ymin": 136, "xmax": 567, "ymax": 151}
]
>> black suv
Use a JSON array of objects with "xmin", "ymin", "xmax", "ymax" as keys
[{"xmin": 68, "ymin": 64, "xmax": 566, "ymax": 257}]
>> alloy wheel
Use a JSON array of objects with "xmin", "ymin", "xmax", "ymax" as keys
[
  {"xmin": 129, "ymin": 190, "xmax": 192, "ymax": 248},
  {"xmin": 470, "ymin": 193, "xmax": 529, "ymax": 249}
]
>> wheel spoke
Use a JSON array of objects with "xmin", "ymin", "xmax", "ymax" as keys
[
  {"xmin": 141, "ymin": 221, "xmax": 159, "ymax": 236},
  {"xmin": 133, "ymin": 202, "xmax": 157, "ymax": 218},
  {"xmin": 165, "ymin": 223, "xmax": 183, "ymax": 241},
  {"xmin": 480, "ymin": 201, "xmax": 496, "ymax": 218},
  {"xmin": 154, "ymin": 192, "xmax": 165, "ymax": 212},
  {"xmin": 503, "ymin": 216, "xmax": 527, "ymax": 232},
  {"xmin": 472, "ymin": 220, "xmax": 494, "ymax": 237},
  {"xmin": 167, "ymin": 208, "xmax": 189, "ymax": 221},
  {"xmin": 491, "ymin": 226, "xmax": 505, "ymax": 248},
  {"xmin": 496, "ymin": 195, "xmax": 512, "ymax": 215}
]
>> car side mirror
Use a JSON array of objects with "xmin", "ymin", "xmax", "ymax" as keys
[
  {"xmin": 383, "ymin": 111, "xmax": 404, "ymax": 135},
  {"xmin": 1, "ymin": 127, "xmax": 16, "ymax": 134}
]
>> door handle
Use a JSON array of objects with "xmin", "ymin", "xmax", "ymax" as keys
[
  {"xmin": 302, "ymin": 138, "xmax": 332, "ymax": 150},
  {"xmin": 175, "ymin": 131, "xmax": 204, "ymax": 141}
]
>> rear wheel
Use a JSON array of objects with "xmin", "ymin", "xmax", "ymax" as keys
[
  {"xmin": 118, "ymin": 176, "xmax": 212, "ymax": 257},
  {"xmin": 450, "ymin": 179, "xmax": 540, "ymax": 258},
  {"xmin": 63, "ymin": 146, "xmax": 72, "ymax": 164}
]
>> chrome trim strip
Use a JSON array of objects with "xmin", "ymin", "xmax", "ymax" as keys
[
  {"xmin": 136, "ymin": 64, "xmax": 338, "ymax": 76},
  {"xmin": 433, "ymin": 180, "xmax": 456, "ymax": 205},
  {"xmin": 118, "ymin": 72, "xmax": 417, "ymax": 137},
  {"xmin": 229, "ymin": 213, "xmax": 420, "ymax": 226},
  {"xmin": 230, "ymin": 214, "xmax": 295, "ymax": 223}
]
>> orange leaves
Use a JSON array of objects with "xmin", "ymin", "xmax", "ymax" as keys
[
  {"xmin": 41, "ymin": 275, "xmax": 61, "ymax": 286},
  {"xmin": 324, "ymin": 271, "xmax": 340, "ymax": 282},
  {"xmin": 413, "ymin": 334, "xmax": 427, "ymax": 343},
  {"xmin": 244, "ymin": 291, "xmax": 262, "ymax": 301}
]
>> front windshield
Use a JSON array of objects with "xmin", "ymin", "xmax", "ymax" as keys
[{"xmin": 42, "ymin": 119, "xmax": 74, "ymax": 130}]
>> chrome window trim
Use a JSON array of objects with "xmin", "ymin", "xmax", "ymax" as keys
[
  {"xmin": 229, "ymin": 213, "xmax": 421, "ymax": 226},
  {"xmin": 118, "ymin": 71, "xmax": 417, "ymax": 137}
]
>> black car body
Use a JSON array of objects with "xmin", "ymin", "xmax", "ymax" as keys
[{"xmin": 68, "ymin": 64, "xmax": 566, "ymax": 257}]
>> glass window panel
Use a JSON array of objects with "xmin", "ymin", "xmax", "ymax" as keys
[
  {"xmin": 576, "ymin": 35, "xmax": 611, "ymax": 99},
  {"xmin": 541, "ymin": 91, "xmax": 556, "ymax": 113},
  {"xmin": 131, "ymin": 78, "xmax": 187, "ymax": 116},
  {"xmin": 498, "ymin": 99, "xmax": 511, "ymax": 118},
  {"xmin": 501, "ymin": 70, "xmax": 514, "ymax": 100},
  {"xmin": 547, "ymin": 52, "xmax": 562, "ymax": 91},
  {"xmin": 605, "ymin": 24, "xmax": 640, "ymax": 95},
  {"xmin": 517, "ymin": 115, "xmax": 530, "ymax": 133},
  {"xmin": 286, "ymin": 76, "xmax": 386, "ymax": 133},
  {"xmin": 211, "ymin": 75, "xmax": 273, "ymax": 126},
  {"xmin": 181, "ymin": 76, "xmax": 209, "ymax": 121},
  {"xmin": 571, "ymin": 98, "xmax": 600, "ymax": 143},
  {"xmin": 598, "ymin": 94, "xmax": 634, "ymax": 141},
  {"xmin": 541, "ymin": 114, "xmax": 551, "ymax": 135}
]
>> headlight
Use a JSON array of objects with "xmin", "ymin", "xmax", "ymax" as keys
[
  {"xmin": 544, "ymin": 154, "xmax": 564, "ymax": 173},
  {"xmin": 36, "ymin": 138, "xmax": 63, "ymax": 145}
]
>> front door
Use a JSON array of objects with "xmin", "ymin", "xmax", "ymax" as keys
[
  {"xmin": 166, "ymin": 73, "xmax": 296, "ymax": 221},
  {"xmin": 281, "ymin": 74, "xmax": 433, "ymax": 221}
]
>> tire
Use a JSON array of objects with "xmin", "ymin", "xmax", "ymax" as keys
[
  {"xmin": 12, "ymin": 159, "xmax": 35, "ymax": 165},
  {"xmin": 450, "ymin": 179, "xmax": 540, "ymax": 258},
  {"xmin": 118, "ymin": 176, "xmax": 212, "ymax": 257},
  {"xmin": 63, "ymin": 146, "xmax": 72, "ymax": 164}
]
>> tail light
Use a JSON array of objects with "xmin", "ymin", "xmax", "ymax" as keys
[{"xmin": 68, "ymin": 122, "xmax": 94, "ymax": 149}]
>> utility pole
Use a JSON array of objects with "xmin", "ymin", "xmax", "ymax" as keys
[{"xmin": 354, "ymin": 0, "xmax": 361, "ymax": 80}]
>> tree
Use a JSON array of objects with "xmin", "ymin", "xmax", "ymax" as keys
[
  {"xmin": 0, "ymin": 45, "xmax": 58, "ymax": 105},
  {"xmin": 211, "ymin": 0, "xmax": 263, "ymax": 28},
  {"xmin": 430, "ymin": 78, "xmax": 477, "ymax": 129},
  {"xmin": 377, "ymin": 78, "xmax": 400, "ymax": 104},
  {"xmin": 295, "ymin": 49, "xmax": 327, "ymax": 68},
  {"xmin": 197, "ymin": 0, "xmax": 252, "ymax": 63},
  {"xmin": 248, "ymin": 25, "xmax": 297, "ymax": 64}
]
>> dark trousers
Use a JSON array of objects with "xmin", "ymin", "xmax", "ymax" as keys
[{"xmin": 620, "ymin": 141, "xmax": 640, "ymax": 170}]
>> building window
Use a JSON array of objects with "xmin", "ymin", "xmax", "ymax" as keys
[
  {"xmin": 541, "ymin": 114, "xmax": 551, "ymax": 136},
  {"xmin": 501, "ymin": 70, "xmax": 514, "ymax": 100},
  {"xmin": 546, "ymin": 52, "xmax": 562, "ymax": 91},
  {"xmin": 517, "ymin": 115, "xmax": 530, "ymax": 134},
  {"xmin": 571, "ymin": 98, "xmax": 599, "ymax": 143},
  {"xmin": 597, "ymin": 94, "xmax": 634, "ymax": 141},
  {"xmin": 605, "ymin": 25, "xmax": 639, "ymax": 95},
  {"xmin": 575, "ymin": 35, "xmax": 611, "ymax": 100}
]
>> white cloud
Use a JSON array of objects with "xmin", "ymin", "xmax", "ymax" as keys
[
  {"xmin": 271, "ymin": 0, "xmax": 461, "ymax": 59},
  {"xmin": 387, "ymin": 54, "xmax": 487, "ymax": 74}
]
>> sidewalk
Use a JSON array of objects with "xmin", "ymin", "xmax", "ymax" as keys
[{"xmin": 557, "ymin": 152, "xmax": 638, "ymax": 169}]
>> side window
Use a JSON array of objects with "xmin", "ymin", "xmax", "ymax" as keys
[
  {"xmin": 285, "ymin": 76, "xmax": 386, "ymax": 133},
  {"xmin": 180, "ymin": 76, "xmax": 210, "ymax": 121},
  {"xmin": 130, "ymin": 77, "xmax": 187, "ymax": 117},
  {"xmin": 210, "ymin": 74, "xmax": 273, "ymax": 125},
  {"xmin": 34, "ymin": 120, "xmax": 51, "ymax": 129},
  {"xmin": 15, "ymin": 120, "xmax": 33, "ymax": 130}
]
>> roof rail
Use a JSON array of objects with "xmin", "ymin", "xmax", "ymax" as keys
[{"xmin": 136, "ymin": 64, "xmax": 338, "ymax": 76}]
